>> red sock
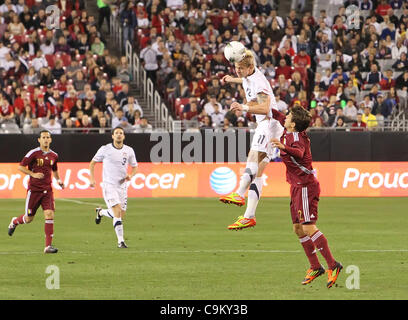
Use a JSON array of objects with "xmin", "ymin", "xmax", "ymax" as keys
[
  {"xmin": 311, "ymin": 230, "xmax": 336, "ymax": 269},
  {"xmin": 13, "ymin": 214, "xmax": 26, "ymax": 225},
  {"xmin": 299, "ymin": 235, "xmax": 321, "ymax": 270},
  {"xmin": 45, "ymin": 219, "xmax": 54, "ymax": 247}
]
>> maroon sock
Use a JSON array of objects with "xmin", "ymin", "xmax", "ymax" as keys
[
  {"xmin": 13, "ymin": 214, "xmax": 26, "ymax": 225},
  {"xmin": 311, "ymin": 230, "xmax": 336, "ymax": 269},
  {"xmin": 45, "ymin": 219, "xmax": 54, "ymax": 247},
  {"xmin": 299, "ymin": 235, "xmax": 321, "ymax": 270}
]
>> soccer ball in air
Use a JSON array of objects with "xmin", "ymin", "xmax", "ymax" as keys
[{"xmin": 224, "ymin": 41, "xmax": 246, "ymax": 63}]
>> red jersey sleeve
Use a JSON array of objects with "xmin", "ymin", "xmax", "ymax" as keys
[
  {"xmin": 52, "ymin": 154, "xmax": 58, "ymax": 171},
  {"xmin": 20, "ymin": 150, "xmax": 35, "ymax": 167},
  {"xmin": 284, "ymin": 142, "xmax": 305, "ymax": 159},
  {"xmin": 272, "ymin": 109, "xmax": 286, "ymax": 127}
]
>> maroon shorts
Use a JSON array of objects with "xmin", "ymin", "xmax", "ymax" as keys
[
  {"xmin": 290, "ymin": 181, "xmax": 320, "ymax": 225},
  {"xmin": 25, "ymin": 189, "xmax": 55, "ymax": 216}
]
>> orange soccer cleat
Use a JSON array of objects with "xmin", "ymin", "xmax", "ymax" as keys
[
  {"xmin": 326, "ymin": 262, "xmax": 343, "ymax": 288},
  {"xmin": 219, "ymin": 192, "xmax": 245, "ymax": 207},
  {"xmin": 301, "ymin": 266, "xmax": 325, "ymax": 285},
  {"xmin": 227, "ymin": 216, "xmax": 256, "ymax": 230}
]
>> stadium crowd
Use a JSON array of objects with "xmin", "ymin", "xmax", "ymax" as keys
[
  {"xmin": 122, "ymin": 0, "xmax": 408, "ymax": 131},
  {"xmin": 0, "ymin": 0, "xmax": 152, "ymax": 134},
  {"xmin": 0, "ymin": 0, "xmax": 408, "ymax": 134}
]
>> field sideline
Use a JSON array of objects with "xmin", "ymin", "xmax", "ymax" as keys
[{"xmin": 0, "ymin": 197, "xmax": 407, "ymax": 300}]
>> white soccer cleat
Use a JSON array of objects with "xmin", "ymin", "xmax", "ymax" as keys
[
  {"xmin": 95, "ymin": 207, "xmax": 102, "ymax": 224},
  {"xmin": 8, "ymin": 217, "xmax": 17, "ymax": 236},
  {"xmin": 44, "ymin": 246, "xmax": 58, "ymax": 254}
]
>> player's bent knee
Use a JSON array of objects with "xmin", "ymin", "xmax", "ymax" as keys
[
  {"xmin": 111, "ymin": 205, "xmax": 122, "ymax": 218},
  {"xmin": 44, "ymin": 211, "xmax": 54, "ymax": 220},
  {"xmin": 293, "ymin": 224, "xmax": 305, "ymax": 237},
  {"xmin": 302, "ymin": 223, "xmax": 318, "ymax": 237}
]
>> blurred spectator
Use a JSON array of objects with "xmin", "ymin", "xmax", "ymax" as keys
[
  {"xmin": 133, "ymin": 117, "xmax": 153, "ymax": 133},
  {"xmin": 117, "ymin": 56, "xmax": 131, "ymax": 83},
  {"xmin": 362, "ymin": 106, "xmax": 378, "ymax": 129},
  {"xmin": 275, "ymin": 59, "xmax": 293, "ymax": 80},
  {"xmin": 366, "ymin": 64, "xmax": 383, "ymax": 86},
  {"xmin": 312, "ymin": 116, "xmax": 325, "ymax": 128},
  {"xmin": 120, "ymin": 1, "xmax": 137, "ymax": 49},
  {"xmin": 182, "ymin": 98, "xmax": 198, "ymax": 120},
  {"xmin": 91, "ymin": 36, "xmax": 105, "ymax": 56},
  {"xmin": 42, "ymin": 115, "xmax": 62, "ymax": 134},
  {"xmin": 97, "ymin": 0, "xmax": 111, "ymax": 32},
  {"xmin": 0, "ymin": 94, "xmax": 15, "ymax": 124},
  {"xmin": 111, "ymin": 108, "xmax": 131, "ymax": 131},
  {"xmin": 351, "ymin": 112, "xmax": 367, "ymax": 131},
  {"xmin": 140, "ymin": 39, "xmax": 158, "ymax": 84},
  {"xmin": 23, "ymin": 117, "xmax": 42, "ymax": 134},
  {"xmin": 77, "ymin": 114, "xmax": 93, "ymax": 133},
  {"xmin": 333, "ymin": 116, "xmax": 347, "ymax": 130},
  {"xmin": 98, "ymin": 116, "xmax": 109, "ymax": 133},
  {"xmin": 315, "ymin": 102, "xmax": 329, "ymax": 125},
  {"xmin": 344, "ymin": 100, "xmax": 358, "ymax": 121},
  {"xmin": 210, "ymin": 104, "xmax": 225, "ymax": 127}
]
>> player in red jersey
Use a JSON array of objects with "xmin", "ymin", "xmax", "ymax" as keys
[
  {"xmin": 271, "ymin": 106, "xmax": 342, "ymax": 288},
  {"xmin": 7, "ymin": 130, "xmax": 64, "ymax": 254}
]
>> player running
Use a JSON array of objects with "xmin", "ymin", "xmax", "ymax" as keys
[
  {"xmin": 89, "ymin": 126, "xmax": 138, "ymax": 248},
  {"xmin": 271, "ymin": 106, "xmax": 342, "ymax": 288},
  {"xmin": 220, "ymin": 50, "xmax": 284, "ymax": 230},
  {"xmin": 7, "ymin": 130, "xmax": 64, "ymax": 254}
]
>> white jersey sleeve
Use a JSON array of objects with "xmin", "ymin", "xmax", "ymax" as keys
[
  {"xmin": 92, "ymin": 145, "xmax": 106, "ymax": 162},
  {"xmin": 243, "ymin": 68, "xmax": 278, "ymax": 122},
  {"xmin": 127, "ymin": 146, "xmax": 138, "ymax": 167}
]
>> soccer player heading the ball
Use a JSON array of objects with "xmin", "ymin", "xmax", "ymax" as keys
[
  {"xmin": 271, "ymin": 106, "xmax": 342, "ymax": 288},
  {"xmin": 8, "ymin": 130, "xmax": 64, "ymax": 254},
  {"xmin": 220, "ymin": 48, "xmax": 284, "ymax": 230},
  {"xmin": 89, "ymin": 126, "xmax": 138, "ymax": 248}
]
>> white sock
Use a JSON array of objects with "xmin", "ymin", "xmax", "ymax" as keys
[
  {"xmin": 236, "ymin": 162, "xmax": 258, "ymax": 197},
  {"xmin": 244, "ymin": 177, "xmax": 263, "ymax": 219},
  {"xmin": 113, "ymin": 218, "xmax": 124, "ymax": 243},
  {"xmin": 100, "ymin": 209, "xmax": 114, "ymax": 219}
]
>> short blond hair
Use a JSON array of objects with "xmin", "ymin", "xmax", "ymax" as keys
[{"xmin": 237, "ymin": 50, "xmax": 255, "ymax": 68}]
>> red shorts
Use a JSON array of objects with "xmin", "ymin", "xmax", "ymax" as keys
[
  {"xmin": 25, "ymin": 189, "xmax": 55, "ymax": 216},
  {"xmin": 290, "ymin": 182, "xmax": 320, "ymax": 225}
]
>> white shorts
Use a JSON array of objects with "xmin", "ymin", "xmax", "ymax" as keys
[
  {"xmin": 102, "ymin": 183, "xmax": 128, "ymax": 211},
  {"xmin": 251, "ymin": 119, "xmax": 284, "ymax": 160}
]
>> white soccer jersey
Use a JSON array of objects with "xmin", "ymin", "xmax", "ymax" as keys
[
  {"xmin": 92, "ymin": 143, "xmax": 138, "ymax": 187},
  {"xmin": 242, "ymin": 67, "xmax": 278, "ymax": 123}
]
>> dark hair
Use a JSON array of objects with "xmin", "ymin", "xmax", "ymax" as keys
[
  {"xmin": 111, "ymin": 126, "xmax": 125, "ymax": 135},
  {"xmin": 290, "ymin": 106, "xmax": 312, "ymax": 132},
  {"xmin": 39, "ymin": 129, "xmax": 51, "ymax": 137}
]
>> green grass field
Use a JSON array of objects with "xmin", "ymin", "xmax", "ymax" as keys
[{"xmin": 0, "ymin": 197, "xmax": 407, "ymax": 300}]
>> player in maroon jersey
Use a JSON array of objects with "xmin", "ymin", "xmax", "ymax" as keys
[
  {"xmin": 8, "ymin": 130, "xmax": 64, "ymax": 254},
  {"xmin": 271, "ymin": 106, "xmax": 342, "ymax": 288}
]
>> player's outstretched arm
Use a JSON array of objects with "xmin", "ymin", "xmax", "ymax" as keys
[
  {"xmin": 18, "ymin": 165, "xmax": 44, "ymax": 179},
  {"xmin": 271, "ymin": 139, "xmax": 305, "ymax": 159},
  {"xmin": 271, "ymin": 109, "xmax": 286, "ymax": 127},
  {"xmin": 221, "ymin": 75, "xmax": 243, "ymax": 85},
  {"xmin": 89, "ymin": 160, "xmax": 97, "ymax": 188}
]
